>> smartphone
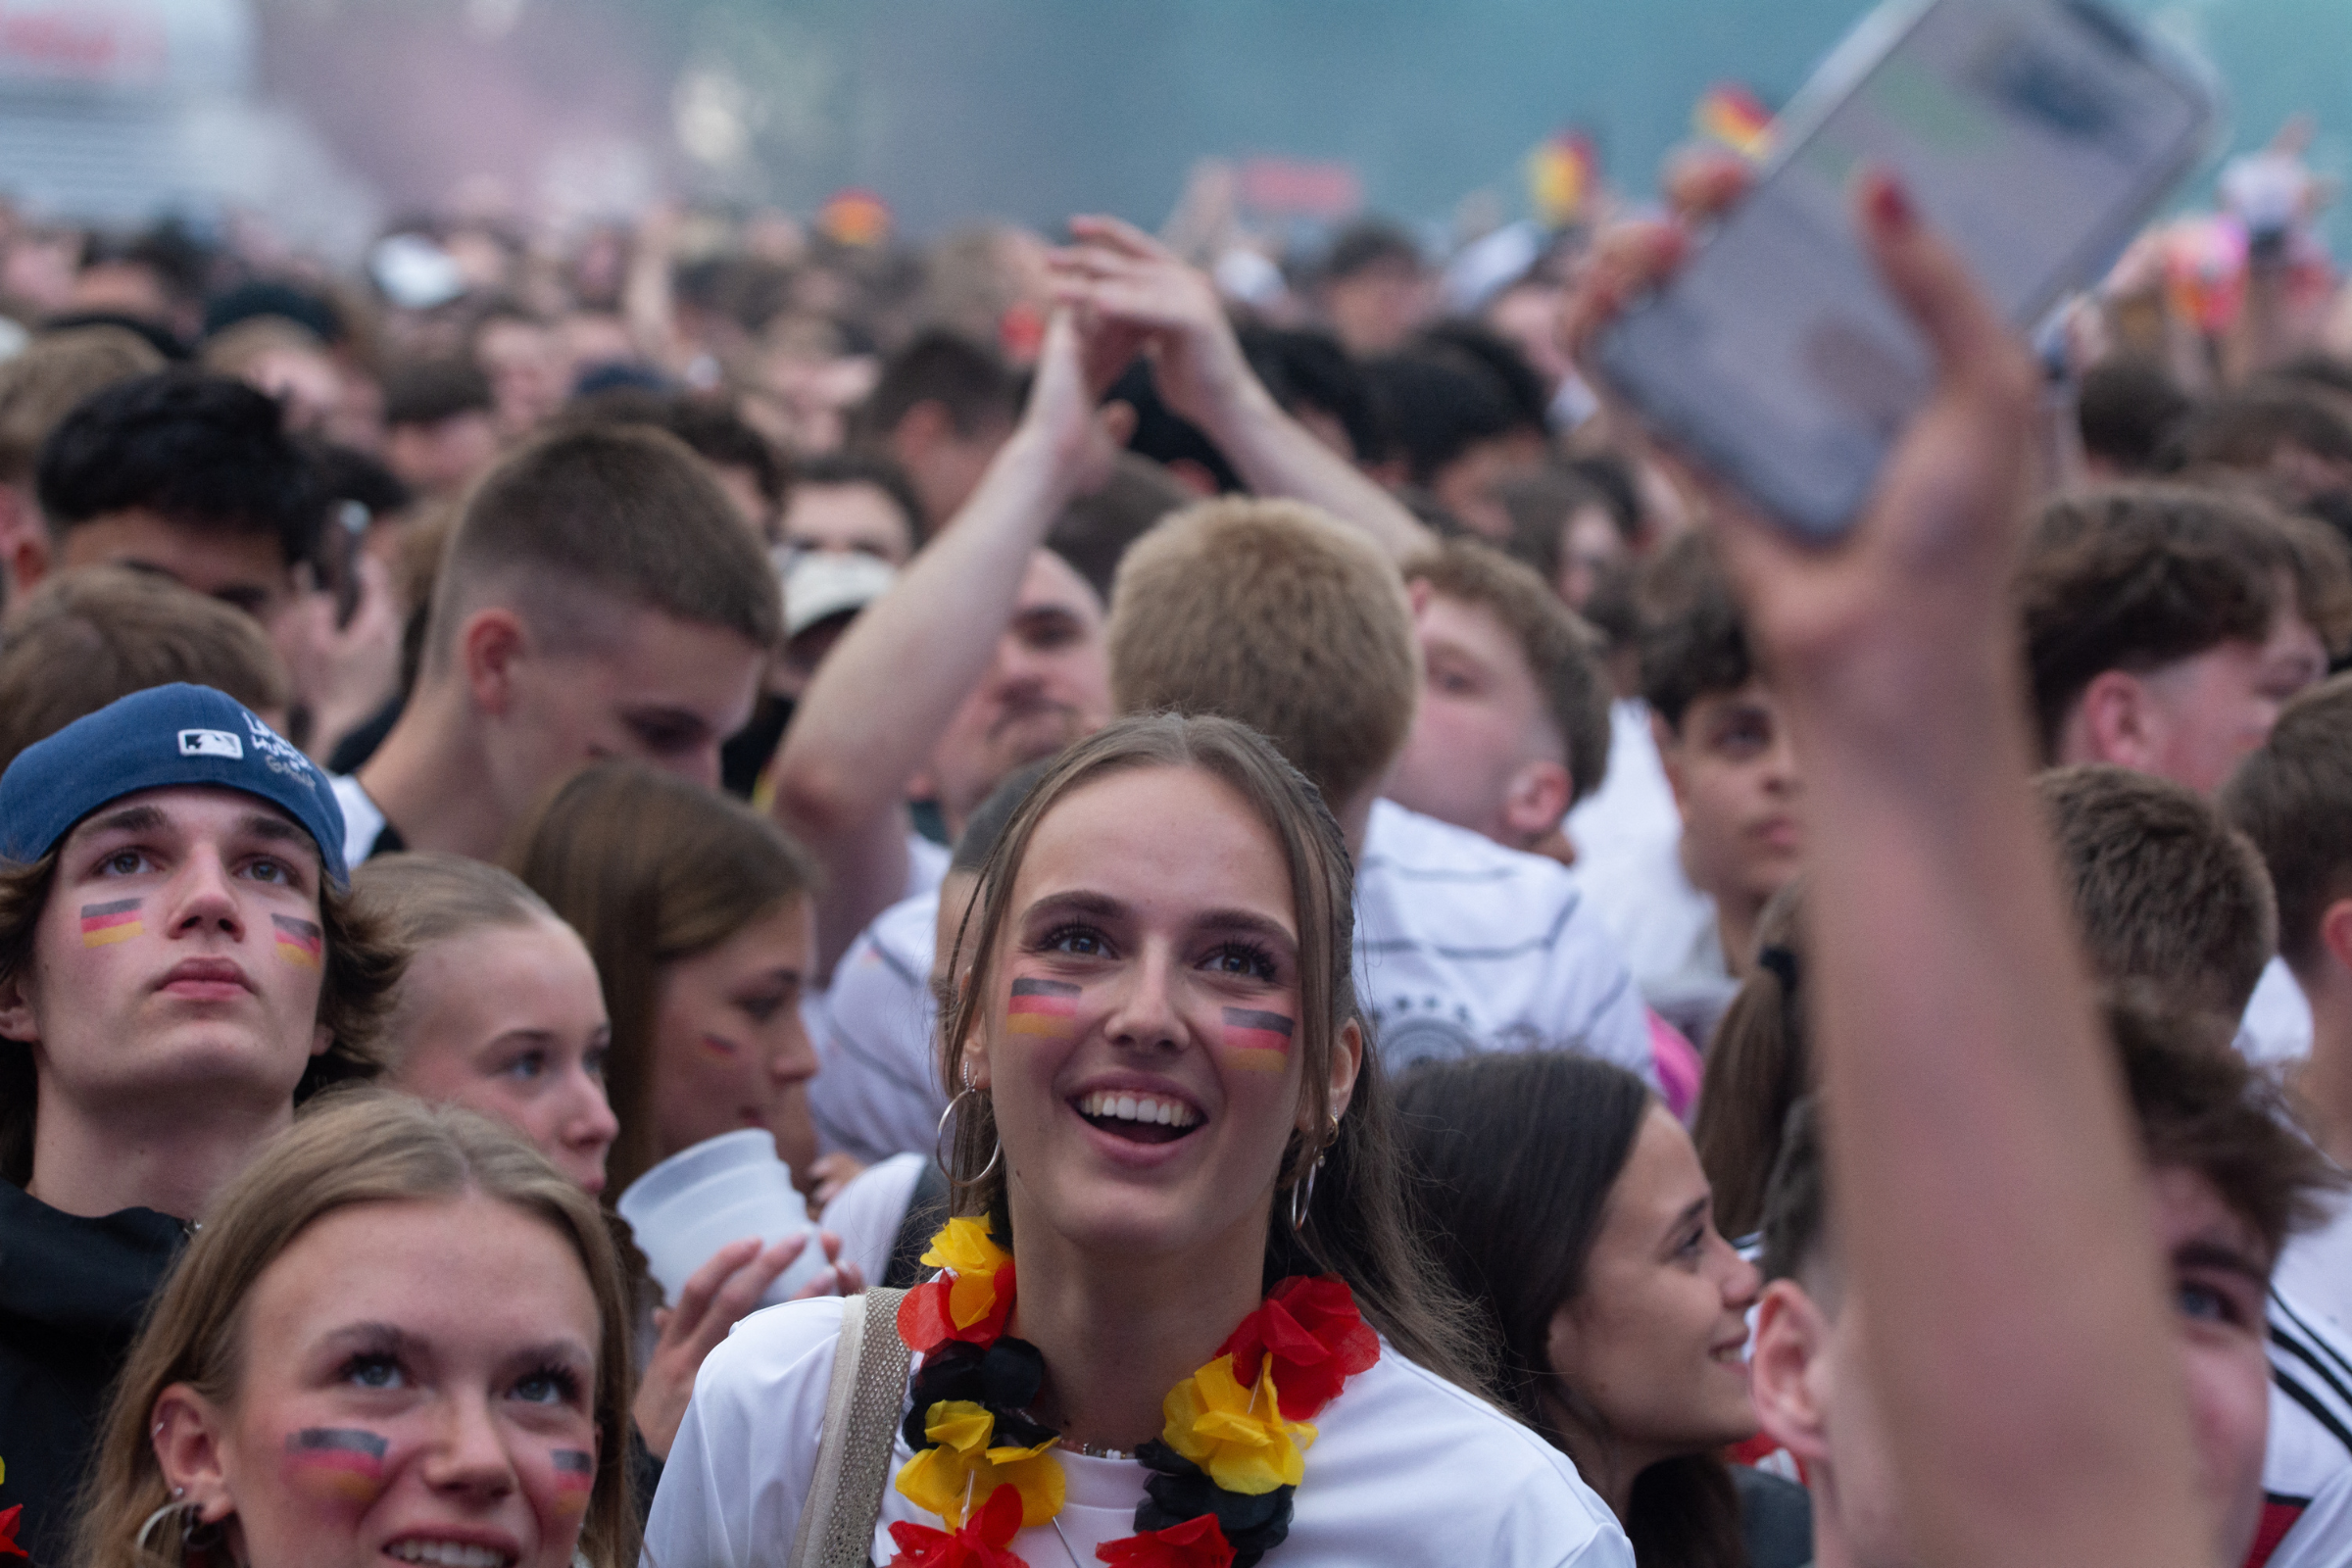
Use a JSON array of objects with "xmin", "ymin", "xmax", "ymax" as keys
[{"xmin": 1592, "ymin": 0, "xmax": 2219, "ymax": 540}]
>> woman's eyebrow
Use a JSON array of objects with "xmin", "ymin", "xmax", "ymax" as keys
[{"xmin": 1019, "ymin": 889, "xmax": 1128, "ymax": 923}]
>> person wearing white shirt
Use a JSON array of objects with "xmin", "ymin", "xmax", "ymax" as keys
[
  {"xmin": 1577, "ymin": 534, "xmax": 1800, "ymax": 1044},
  {"xmin": 645, "ymin": 709, "xmax": 1630, "ymax": 1568},
  {"xmin": 2224, "ymin": 677, "xmax": 2352, "ymax": 1337}
]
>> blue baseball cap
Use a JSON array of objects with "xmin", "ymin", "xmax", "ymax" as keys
[{"xmin": 0, "ymin": 684, "xmax": 350, "ymax": 885}]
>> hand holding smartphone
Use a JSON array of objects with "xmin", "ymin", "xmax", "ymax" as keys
[{"xmin": 1593, "ymin": 0, "xmax": 2218, "ymax": 540}]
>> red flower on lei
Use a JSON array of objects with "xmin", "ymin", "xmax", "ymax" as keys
[
  {"xmin": 1095, "ymin": 1514, "xmax": 1234, "ymax": 1568},
  {"xmin": 899, "ymin": 1261, "xmax": 1017, "ymax": 1353},
  {"xmin": 889, "ymin": 1483, "xmax": 1026, "ymax": 1568},
  {"xmin": 1214, "ymin": 1276, "xmax": 1379, "ymax": 1421},
  {"xmin": 0, "ymin": 1502, "xmax": 24, "ymax": 1561}
]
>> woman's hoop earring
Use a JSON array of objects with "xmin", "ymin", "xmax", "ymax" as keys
[
  {"xmin": 1288, "ymin": 1151, "xmax": 1324, "ymax": 1233},
  {"xmin": 137, "ymin": 1497, "xmax": 207, "ymax": 1554},
  {"xmin": 1288, "ymin": 1114, "xmax": 1339, "ymax": 1232},
  {"xmin": 935, "ymin": 1085, "xmax": 1003, "ymax": 1183}
]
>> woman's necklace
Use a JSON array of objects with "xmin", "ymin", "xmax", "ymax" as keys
[{"xmin": 883, "ymin": 1217, "xmax": 1381, "ymax": 1568}]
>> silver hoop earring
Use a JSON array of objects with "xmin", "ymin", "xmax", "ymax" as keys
[
  {"xmin": 136, "ymin": 1498, "xmax": 200, "ymax": 1554},
  {"xmin": 1288, "ymin": 1150, "xmax": 1325, "ymax": 1232},
  {"xmin": 935, "ymin": 1085, "xmax": 1004, "ymax": 1183}
]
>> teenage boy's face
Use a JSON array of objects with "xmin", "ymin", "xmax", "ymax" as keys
[
  {"xmin": 57, "ymin": 508, "xmax": 294, "ymax": 622},
  {"xmin": 1388, "ymin": 586, "xmax": 1564, "ymax": 847},
  {"xmin": 2148, "ymin": 1162, "xmax": 2274, "ymax": 1567},
  {"xmin": 1658, "ymin": 678, "xmax": 1802, "ymax": 911},
  {"xmin": 1758, "ymin": 1162, "xmax": 2273, "ymax": 1568},
  {"xmin": 0, "ymin": 785, "xmax": 330, "ymax": 1112},
  {"xmin": 490, "ymin": 603, "xmax": 764, "ymax": 806},
  {"xmin": 925, "ymin": 551, "xmax": 1110, "ymax": 835},
  {"xmin": 2133, "ymin": 606, "xmax": 2326, "ymax": 797}
]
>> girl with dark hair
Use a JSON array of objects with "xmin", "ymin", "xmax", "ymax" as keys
[
  {"xmin": 1398, "ymin": 1052, "xmax": 1805, "ymax": 1568},
  {"xmin": 645, "ymin": 711, "xmax": 1632, "ymax": 1567}
]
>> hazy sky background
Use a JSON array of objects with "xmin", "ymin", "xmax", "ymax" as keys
[{"xmin": 244, "ymin": 0, "xmax": 2352, "ymax": 246}]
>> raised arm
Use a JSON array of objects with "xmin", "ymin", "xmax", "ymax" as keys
[
  {"xmin": 1052, "ymin": 215, "xmax": 1432, "ymax": 560},
  {"xmin": 1572, "ymin": 171, "xmax": 2206, "ymax": 1568},
  {"xmin": 769, "ymin": 310, "xmax": 1111, "ymax": 977}
]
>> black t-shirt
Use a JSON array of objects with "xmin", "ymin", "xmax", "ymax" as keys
[{"xmin": 0, "ymin": 1180, "xmax": 186, "ymax": 1567}]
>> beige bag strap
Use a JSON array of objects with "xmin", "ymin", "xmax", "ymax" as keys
[{"xmin": 788, "ymin": 1288, "xmax": 911, "ymax": 1568}]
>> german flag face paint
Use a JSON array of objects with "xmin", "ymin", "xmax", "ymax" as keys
[
  {"xmin": 1220, "ymin": 1007, "xmax": 1295, "ymax": 1073},
  {"xmin": 271, "ymin": 914, "xmax": 322, "ymax": 970},
  {"xmin": 284, "ymin": 1427, "xmax": 387, "ymax": 1502},
  {"xmin": 1005, "ymin": 976, "xmax": 1081, "ymax": 1037},
  {"xmin": 78, "ymin": 899, "xmax": 143, "ymax": 947},
  {"xmin": 550, "ymin": 1448, "xmax": 595, "ymax": 1516}
]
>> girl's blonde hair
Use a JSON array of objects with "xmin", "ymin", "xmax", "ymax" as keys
[{"xmin": 73, "ymin": 1090, "xmax": 639, "ymax": 1568}]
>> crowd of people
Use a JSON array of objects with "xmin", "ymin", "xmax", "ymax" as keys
[{"xmin": 0, "ymin": 63, "xmax": 2346, "ymax": 1568}]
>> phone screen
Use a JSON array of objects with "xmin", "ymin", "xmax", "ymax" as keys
[{"xmin": 1595, "ymin": 0, "xmax": 2215, "ymax": 537}]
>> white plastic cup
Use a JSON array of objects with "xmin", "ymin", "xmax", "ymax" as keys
[{"xmin": 615, "ymin": 1129, "xmax": 827, "ymax": 1308}]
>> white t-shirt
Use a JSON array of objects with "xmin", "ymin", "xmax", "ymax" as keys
[
  {"xmin": 2278, "ymin": 1185, "xmax": 2352, "ymax": 1343},
  {"xmin": 809, "ymin": 891, "xmax": 947, "ymax": 1166},
  {"xmin": 2265, "ymin": 1288, "xmax": 2352, "ymax": 1553},
  {"xmin": 1568, "ymin": 823, "xmax": 1737, "ymax": 1049},
  {"xmin": 1564, "ymin": 698, "xmax": 1680, "ymax": 865},
  {"xmin": 813, "ymin": 1152, "xmax": 927, "ymax": 1288},
  {"xmin": 2272, "ymin": 1464, "xmax": 2352, "ymax": 1568},
  {"xmin": 645, "ymin": 1296, "xmax": 1633, "ymax": 1568},
  {"xmin": 2241, "ymin": 956, "xmax": 2315, "ymax": 1068},
  {"xmin": 1356, "ymin": 801, "xmax": 1653, "ymax": 1081},
  {"xmin": 329, "ymin": 772, "xmax": 388, "ymax": 865}
]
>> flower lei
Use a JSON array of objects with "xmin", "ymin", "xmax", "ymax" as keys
[{"xmin": 887, "ymin": 1218, "xmax": 1380, "ymax": 1568}]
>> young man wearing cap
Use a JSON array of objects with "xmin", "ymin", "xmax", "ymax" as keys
[{"xmin": 0, "ymin": 683, "xmax": 400, "ymax": 1567}]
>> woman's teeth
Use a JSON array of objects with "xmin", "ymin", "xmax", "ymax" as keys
[
  {"xmin": 1076, "ymin": 1091, "xmax": 1199, "ymax": 1128},
  {"xmin": 385, "ymin": 1544, "xmax": 514, "ymax": 1568}
]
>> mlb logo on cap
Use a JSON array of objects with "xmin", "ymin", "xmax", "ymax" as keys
[{"xmin": 0, "ymin": 684, "xmax": 351, "ymax": 885}]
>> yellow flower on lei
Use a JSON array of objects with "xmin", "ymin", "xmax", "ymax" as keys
[
  {"xmin": 1161, "ymin": 1353, "xmax": 1315, "ymax": 1494},
  {"xmin": 895, "ymin": 1399, "xmax": 1066, "ymax": 1529},
  {"xmin": 920, "ymin": 1216, "xmax": 1012, "ymax": 1333}
]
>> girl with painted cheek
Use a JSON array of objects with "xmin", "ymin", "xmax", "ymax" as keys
[
  {"xmin": 503, "ymin": 760, "xmax": 828, "ymax": 1200},
  {"xmin": 1398, "ymin": 1053, "xmax": 1790, "ymax": 1568},
  {"xmin": 643, "ymin": 713, "xmax": 1637, "ymax": 1568},
  {"xmin": 70, "ymin": 1092, "xmax": 641, "ymax": 1568}
]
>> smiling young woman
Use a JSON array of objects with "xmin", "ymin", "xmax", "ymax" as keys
[
  {"xmin": 645, "ymin": 712, "xmax": 1634, "ymax": 1568},
  {"xmin": 71, "ymin": 1090, "xmax": 639, "ymax": 1568}
]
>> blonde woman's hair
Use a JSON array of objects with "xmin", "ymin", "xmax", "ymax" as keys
[
  {"xmin": 353, "ymin": 852, "xmax": 574, "ymax": 1071},
  {"xmin": 73, "ymin": 1090, "xmax": 638, "ymax": 1568}
]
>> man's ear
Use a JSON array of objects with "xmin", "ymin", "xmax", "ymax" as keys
[
  {"xmin": 1750, "ymin": 1280, "xmax": 1834, "ymax": 1465},
  {"xmin": 0, "ymin": 959, "xmax": 41, "ymax": 1046},
  {"xmin": 2071, "ymin": 670, "xmax": 2156, "ymax": 772},
  {"xmin": 1500, "ymin": 760, "xmax": 1573, "ymax": 846},
  {"xmin": 154, "ymin": 1384, "xmax": 239, "ymax": 1529},
  {"xmin": 460, "ymin": 607, "xmax": 529, "ymax": 718},
  {"xmin": 2319, "ymin": 898, "xmax": 2352, "ymax": 980}
]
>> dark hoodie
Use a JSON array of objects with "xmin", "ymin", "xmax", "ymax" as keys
[{"xmin": 0, "ymin": 1178, "xmax": 185, "ymax": 1568}]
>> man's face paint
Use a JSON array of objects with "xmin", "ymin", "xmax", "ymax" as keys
[
  {"xmin": 270, "ymin": 913, "xmax": 321, "ymax": 970},
  {"xmin": 1005, "ymin": 976, "xmax": 1081, "ymax": 1037},
  {"xmin": 79, "ymin": 898, "xmax": 143, "ymax": 947}
]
